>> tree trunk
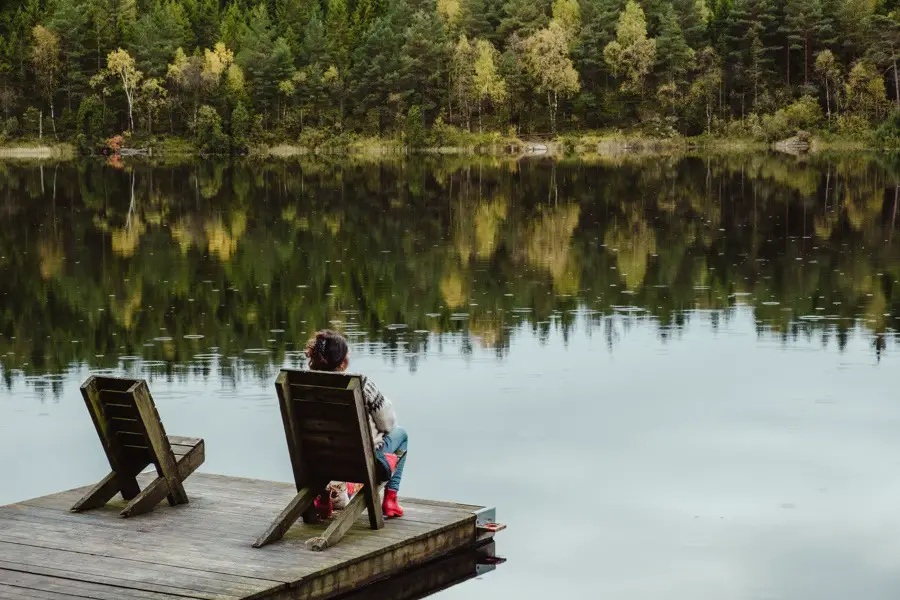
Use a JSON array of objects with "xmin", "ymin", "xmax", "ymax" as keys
[
  {"xmin": 786, "ymin": 47, "xmax": 791, "ymax": 87},
  {"xmin": 894, "ymin": 60, "xmax": 899, "ymax": 109},
  {"xmin": 50, "ymin": 102, "xmax": 57, "ymax": 140},
  {"xmin": 478, "ymin": 99, "xmax": 483, "ymax": 134},
  {"xmin": 39, "ymin": 110, "xmax": 42, "ymax": 140},
  {"xmin": 825, "ymin": 79, "xmax": 831, "ymax": 119},
  {"xmin": 804, "ymin": 37, "xmax": 809, "ymax": 86},
  {"xmin": 548, "ymin": 90, "xmax": 557, "ymax": 134},
  {"xmin": 127, "ymin": 94, "xmax": 134, "ymax": 132}
]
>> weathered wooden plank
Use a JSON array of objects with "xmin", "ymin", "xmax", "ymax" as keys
[
  {"xmin": 252, "ymin": 485, "xmax": 324, "ymax": 548},
  {"xmin": 132, "ymin": 381, "xmax": 189, "ymax": 507},
  {"xmin": 297, "ymin": 432, "xmax": 363, "ymax": 452},
  {"xmin": 0, "ymin": 544, "xmax": 279, "ymax": 596},
  {"xmin": 0, "ymin": 583, "xmax": 94, "ymax": 599},
  {"xmin": 308, "ymin": 483, "xmax": 385, "ymax": 552},
  {"xmin": 290, "ymin": 399, "xmax": 358, "ymax": 421},
  {"xmin": 121, "ymin": 439, "xmax": 204, "ymax": 517},
  {"xmin": 287, "ymin": 518, "xmax": 475, "ymax": 600},
  {"xmin": 101, "ymin": 401, "xmax": 140, "ymax": 420},
  {"xmin": 282, "ymin": 370, "xmax": 356, "ymax": 390},
  {"xmin": 3, "ymin": 496, "xmax": 470, "ymax": 564},
  {"xmin": 295, "ymin": 419, "xmax": 358, "ymax": 435},
  {"xmin": 0, "ymin": 570, "xmax": 195, "ymax": 600},
  {"xmin": 351, "ymin": 381, "xmax": 384, "ymax": 532},
  {"xmin": 0, "ymin": 560, "xmax": 245, "ymax": 600}
]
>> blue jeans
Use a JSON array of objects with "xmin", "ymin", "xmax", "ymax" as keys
[{"xmin": 381, "ymin": 426, "xmax": 408, "ymax": 493}]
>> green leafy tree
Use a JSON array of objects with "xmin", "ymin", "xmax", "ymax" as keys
[
  {"xmin": 237, "ymin": 4, "xmax": 294, "ymax": 127},
  {"xmin": 782, "ymin": 0, "xmax": 831, "ymax": 86},
  {"xmin": 524, "ymin": 21, "xmax": 580, "ymax": 132},
  {"xmin": 451, "ymin": 35, "xmax": 476, "ymax": 129},
  {"xmin": 867, "ymin": 13, "xmax": 900, "ymax": 109},
  {"xmin": 128, "ymin": 0, "xmax": 191, "ymax": 78},
  {"xmin": 655, "ymin": 3, "xmax": 694, "ymax": 104},
  {"xmin": 815, "ymin": 48, "xmax": 842, "ymax": 118},
  {"xmin": 400, "ymin": 9, "xmax": 450, "ymax": 122},
  {"xmin": 499, "ymin": 0, "xmax": 551, "ymax": 41},
  {"xmin": 473, "ymin": 38, "xmax": 507, "ymax": 130},
  {"xmin": 845, "ymin": 60, "xmax": 887, "ymax": 121},
  {"xmin": 31, "ymin": 25, "xmax": 61, "ymax": 138},
  {"xmin": 94, "ymin": 48, "xmax": 142, "ymax": 132},
  {"xmin": 458, "ymin": 0, "xmax": 504, "ymax": 44},
  {"xmin": 603, "ymin": 0, "xmax": 656, "ymax": 96}
]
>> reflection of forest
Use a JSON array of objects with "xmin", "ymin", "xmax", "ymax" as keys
[{"xmin": 1, "ymin": 153, "xmax": 898, "ymax": 384}]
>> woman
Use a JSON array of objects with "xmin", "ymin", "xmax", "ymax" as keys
[{"xmin": 305, "ymin": 329, "xmax": 408, "ymax": 518}]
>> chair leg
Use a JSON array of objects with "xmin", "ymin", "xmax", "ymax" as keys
[
  {"xmin": 120, "ymin": 476, "xmax": 170, "ymax": 518},
  {"xmin": 121, "ymin": 442, "xmax": 206, "ymax": 517},
  {"xmin": 253, "ymin": 484, "xmax": 324, "ymax": 548},
  {"xmin": 363, "ymin": 484, "xmax": 385, "ymax": 531},
  {"xmin": 71, "ymin": 471, "xmax": 141, "ymax": 512},
  {"xmin": 308, "ymin": 483, "xmax": 385, "ymax": 551}
]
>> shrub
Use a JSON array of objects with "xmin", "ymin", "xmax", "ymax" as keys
[
  {"xmin": 4, "ymin": 116, "xmax": 19, "ymax": 137},
  {"xmin": 760, "ymin": 95, "xmax": 823, "ymax": 141},
  {"xmin": 22, "ymin": 106, "xmax": 41, "ymax": 137},
  {"xmin": 404, "ymin": 105, "xmax": 428, "ymax": 149},
  {"xmin": 230, "ymin": 101, "xmax": 251, "ymax": 153},
  {"xmin": 195, "ymin": 105, "xmax": 230, "ymax": 154},
  {"xmin": 837, "ymin": 114, "xmax": 873, "ymax": 139},
  {"xmin": 297, "ymin": 126, "xmax": 331, "ymax": 150},
  {"xmin": 875, "ymin": 110, "xmax": 900, "ymax": 148},
  {"xmin": 76, "ymin": 96, "xmax": 108, "ymax": 152}
]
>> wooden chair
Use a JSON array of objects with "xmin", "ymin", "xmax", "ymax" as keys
[
  {"xmin": 71, "ymin": 376, "xmax": 205, "ymax": 518},
  {"xmin": 253, "ymin": 369, "xmax": 385, "ymax": 551}
]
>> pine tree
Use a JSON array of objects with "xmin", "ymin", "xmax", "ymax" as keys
[
  {"xmin": 348, "ymin": 3, "xmax": 409, "ymax": 131},
  {"xmin": 128, "ymin": 0, "xmax": 192, "ymax": 79},
  {"xmin": 459, "ymin": 0, "xmax": 504, "ymax": 45},
  {"xmin": 400, "ymin": 9, "xmax": 450, "ymax": 120},
  {"xmin": 672, "ymin": 0, "xmax": 709, "ymax": 48},
  {"xmin": 183, "ymin": 0, "xmax": 220, "ymax": 49},
  {"xmin": 782, "ymin": 0, "xmax": 831, "ymax": 86},
  {"xmin": 237, "ymin": 4, "xmax": 294, "ymax": 125},
  {"xmin": 220, "ymin": 2, "xmax": 248, "ymax": 53},
  {"xmin": 867, "ymin": 13, "xmax": 900, "ymax": 109},
  {"xmin": 498, "ymin": 0, "xmax": 551, "ymax": 42},
  {"xmin": 49, "ymin": 1, "xmax": 91, "ymax": 112},
  {"xmin": 656, "ymin": 3, "xmax": 694, "ymax": 87}
]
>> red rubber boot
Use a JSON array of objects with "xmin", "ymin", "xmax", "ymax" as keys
[{"xmin": 383, "ymin": 489, "xmax": 404, "ymax": 518}]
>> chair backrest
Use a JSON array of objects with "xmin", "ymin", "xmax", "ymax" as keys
[
  {"xmin": 276, "ymin": 369, "xmax": 377, "ymax": 487},
  {"xmin": 81, "ymin": 376, "xmax": 175, "ymax": 476}
]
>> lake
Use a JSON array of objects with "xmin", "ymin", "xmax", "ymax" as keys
[{"xmin": 1, "ymin": 153, "xmax": 899, "ymax": 599}]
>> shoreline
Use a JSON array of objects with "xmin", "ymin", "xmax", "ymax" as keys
[
  {"xmin": 0, "ymin": 143, "xmax": 77, "ymax": 160},
  {"xmin": 0, "ymin": 135, "xmax": 878, "ymax": 161}
]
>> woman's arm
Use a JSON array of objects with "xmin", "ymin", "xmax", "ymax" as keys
[{"xmin": 361, "ymin": 376, "xmax": 397, "ymax": 434}]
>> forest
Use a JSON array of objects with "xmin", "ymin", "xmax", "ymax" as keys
[{"xmin": 3, "ymin": 0, "xmax": 900, "ymax": 151}]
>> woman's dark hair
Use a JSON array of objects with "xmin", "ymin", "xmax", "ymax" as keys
[{"xmin": 305, "ymin": 330, "xmax": 349, "ymax": 371}]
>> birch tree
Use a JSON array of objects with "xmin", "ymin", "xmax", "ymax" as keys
[
  {"xmin": 31, "ymin": 25, "xmax": 61, "ymax": 139},
  {"xmin": 523, "ymin": 21, "xmax": 580, "ymax": 132}
]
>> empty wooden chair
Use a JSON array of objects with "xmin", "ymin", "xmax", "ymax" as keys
[
  {"xmin": 71, "ymin": 376, "xmax": 205, "ymax": 518},
  {"xmin": 254, "ymin": 369, "xmax": 387, "ymax": 550}
]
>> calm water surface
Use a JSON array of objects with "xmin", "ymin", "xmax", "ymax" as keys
[{"xmin": 2, "ymin": 154, "xmax": 899, "ymax": 599}]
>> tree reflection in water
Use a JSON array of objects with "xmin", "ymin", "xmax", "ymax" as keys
[{"xmin": 1, "ymin": 153, "xmax": 897, "ymax": 392}]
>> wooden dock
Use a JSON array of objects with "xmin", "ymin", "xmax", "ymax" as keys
[{"xmin": 0, "ymin": 472, "xmax": 498, "ymax": 600}]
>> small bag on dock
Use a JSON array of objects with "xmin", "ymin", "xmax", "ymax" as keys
[
  {"xmin": 253, "ymin": 369, "xmax": 388, "ymax": 550},
  {"xmin": 70, "ymin": 376, "xmax": 205, "ymax": 517}
]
